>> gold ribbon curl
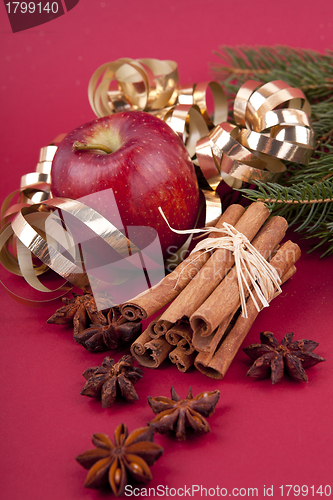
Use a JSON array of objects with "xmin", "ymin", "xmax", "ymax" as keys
[
  {"xmin": 194, "ymin": 80, "xmax": 314, "ymax": 191},
  {"xmin": 88, "ymin": 59, "xmax": 314, "ymax": 204},
  {"xmin": 0, "ymin": 145, "xmax": 73, "ymax": 304},
  {"xmin": 1, "ymin": 60, "xmax": 315, "ymax": 304},
  {"xmin": 0, "ymin": 144, "xmax": 56, "ymax": 229},
  {"xmin": 0, "ymin": 146, "xmax": 164, "ymax": 306},
  {"xmin": 88, "ymin": 58, "xmax": 230, "ymax": 219}
]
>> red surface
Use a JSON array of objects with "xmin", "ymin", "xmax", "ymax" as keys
[{"xmin": 1, "ymin": 1, "xmax": 333, "ymax": 499}]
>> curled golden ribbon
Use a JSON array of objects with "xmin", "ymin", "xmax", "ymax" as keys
[
  {"xmin": 0, "ymin": 144, "xmax": 56, "ymax": 229},
  {"xmin": 88, "ymin": 58, "xmax": 179, "ymax": 117},
  {"xmin": 0, "ymin": 144, "xmax": 73, "ymax": 304},
  {"xmin": 0, "ymin": 146, "xmax": 166, "ymax": 307},
  {"xmin": 1, "ymin": 59, "xmax": 315, "ymax": 304},
  {"xmin": 88, "ymin": 58, "xmax": 230, "ymax": 217},
  {"xmin": 88, "ymin": 58, "xmax": 314, "ymax": 198},
  {"xmin": 194, "ymin": 80, "xmax": 314, "ymax": 190}
]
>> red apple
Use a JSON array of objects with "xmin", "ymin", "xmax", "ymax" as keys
[{"xmin": 50, "ymin": 110, "xmax": 200, "ymax": 259}]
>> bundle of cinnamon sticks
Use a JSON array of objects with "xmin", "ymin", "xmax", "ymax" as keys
[{"xmin": 120, "ymin": 202, "xmax": 301, "ymax": 379}]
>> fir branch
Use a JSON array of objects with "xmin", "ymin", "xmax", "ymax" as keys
[
  {"xmin": 211, "ymin": 45, "xmax": 333, "ymax": 256},
  {"xmin": 239, "ymin": 180, "xmax": 333, "ymax": 255},
  {"xmin": 311, "ymin": 97, "xmax": 333, "ymax": 145},
  {"xmin": 285, "ymin": 155, "xmax": 333, "ymax": 185},
  {"xmin": 241, "ymin": 180, "xmax": 333, "ymax": 207},
  {"xmin": 211, "ymin": 45, "xmax": 333, "ymax": 101}
]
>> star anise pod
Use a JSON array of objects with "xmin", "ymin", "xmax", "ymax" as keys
[
  {"xmin": 243, "ymin": 331, "xmax": 325, "ymax": 384},
  {"xmin": 147, "ymin": 386, "xmax": 220, "ymax": 440},
  {"xmin": 81, "ymin": 355, "xmax": 144, "ymax": 407},
  {"xmin": 47, "ymin": 292, "xmax": 108, "ymax": 336},
  {"xmin": 76, "ymin": 423, "xmax": 163, "ymax": 496},
  {"xmin": 73, "ymin": 306, "xmax": 142, "ymax": 351}
]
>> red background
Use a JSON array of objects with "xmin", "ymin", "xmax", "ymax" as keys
[{"xmin": 1, "ymin": 1, "xmax": 333, "ymax": 499}]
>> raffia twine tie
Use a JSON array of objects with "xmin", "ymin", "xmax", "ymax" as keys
[{"xmin": 159, "ymin": 208, "xmax": 282, "ymax": 318}]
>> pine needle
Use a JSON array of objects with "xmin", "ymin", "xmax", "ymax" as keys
[{"xmin": 211, "ymin": 45, "xmax": 333, "ymax": 256}]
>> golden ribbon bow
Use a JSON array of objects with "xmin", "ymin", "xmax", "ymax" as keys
[
  {"xmin": 0, "ymin": 58, "xmax": 315, "ymax": 304},
  {"xmin": 88, "ymin": 58, "xmax": 314, "ymax": 192}
]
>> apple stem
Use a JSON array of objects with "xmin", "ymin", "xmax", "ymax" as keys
[{"xmin": 72, "ymin": 141, "xmax": 113, "ymax": 154}]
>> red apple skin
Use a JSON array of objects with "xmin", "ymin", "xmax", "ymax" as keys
[{"xmin": 50, "ymin": 110, "xmax": 200, "ymax": 258}]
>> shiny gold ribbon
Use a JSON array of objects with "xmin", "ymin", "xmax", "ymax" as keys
[
  {"xmin": 0, "ymin": 148, "xmax": 165, "ymax": 306},
  {"xmin": 1, "ymin": 144, "xmax": 57, "ymax": 228},
  {"xmin": 88, "ymin": 58, "xmax": 179, "ymax": 117},
  {"xmin": 88, "ymin": 59, "xmax": 314, "ymax": 197},
  {"xmin": 88, "ymin": 58, "xmax": 230, "ymax": 216},
  {"xmin": 0, "ymin": 144, "xmax": 71, "ymax": 304},
  {"xmin": 1, "ymin": 61, "xmax": 316, "ymax": 304},
  {"xmin": 194, "ymin": 80, "xmax": 314, "ymax": 189}
]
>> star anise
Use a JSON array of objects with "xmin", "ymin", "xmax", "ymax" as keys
[
  {"xmin": 81, "ymin": 355, "xmax": 144, "ymax": 407},
  {"xmin": 73, "ymin": 306, "xmax": 142, "ymax": 351},
  {"xmin": 76, "ymin": 423, "xmax": 163, "ymax": 496},
  {"xmin": 147, "ymin": 387, "xmax": 220, "ymax": 440},
  {"xmin": 47, "ymin": 292, "xmax": 108, "ymax": 336},
  {"xmin": 243, "ymin": 331, "xmax": 325, "ymax": 384}
]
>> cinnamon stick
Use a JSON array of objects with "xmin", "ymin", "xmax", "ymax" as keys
[
  {"xmin": 192, "ymin": 307, "xmax": 237, "ymax": 353},
  {"xmin": 165, "ymin": 319, "xmax": 195, "ymax": 354},
  {"xmin": 194, "ymin": 240, "xmax": 300, "ymax": 379},
  {"xmin": 191, "ymin": 239, "xmax": 289, "ymax": 353},
  {"xmin": 191, "ymin": 259, "xmax": 297, "ymax": 355},
  {"xmin": 120, "ymin": 204, "xmax": 245, "ymax": 321},
  {"xmin": 130, "ymin": 329, "xmax": 152, "ymax": 357},
  {"xmin": 146, "ymin": 318, "xmax": 172, "ymax": 339},
  {"xmin": 165, "ymin": 325, "xmax": 182, "ymax": 346},
  {"xmin": 169, "ymin": 347, "xmax": 197, "ymax": 372},
  {"xmin": 151, "ymin": 202, "xmax": 270, "ymax": 335},
  {"xmin": 192, "ymin": 263, "xmax": 297, "ymax": 355},
  {"xmin": 130, "ymin": 332, "xmax": 173, "ymax": 368},
  {"xmin": 190, "ymin": 215, "xmax": 288, "ymax": 337}
]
